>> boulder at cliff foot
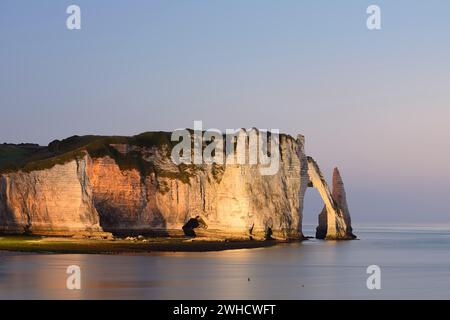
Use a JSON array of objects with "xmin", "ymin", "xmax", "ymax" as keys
[{"xmin": 182, "ymin": 216, "xmax": 207, "ymax": 237}]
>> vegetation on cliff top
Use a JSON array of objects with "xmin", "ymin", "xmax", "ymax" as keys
[
  {"xmin": 0, "ymin": 132, "xmax": 185, "ymax": 178},
  {"xmin": 0, "ymin": 131, "xmax": 299, "ymax": 182}
]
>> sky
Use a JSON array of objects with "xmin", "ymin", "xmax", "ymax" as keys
[{"xmin": 1, "ymin": 0, "xmax": 450, "ymax": 224}]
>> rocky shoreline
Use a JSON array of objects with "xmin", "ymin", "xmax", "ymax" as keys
[{"xmin": 0, "ymin": 235, "xmax": 288, "ymax": 254}]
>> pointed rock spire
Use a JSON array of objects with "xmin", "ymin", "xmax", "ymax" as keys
[{"xmin": 332, "ymin": 167, "xmax": 354, "ymax": 237}]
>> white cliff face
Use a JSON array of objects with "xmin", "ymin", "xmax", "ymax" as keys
[
  {"xmin": 87, "ymin": 134, "xmax": 307, "ymax": 239},
  {"xmin": 0, "ymin": 132, "xmax": 354, "ymax": 240},
  {"xmin": 0, "ymin": 158, "xmax": 102, "ymax": 235}
]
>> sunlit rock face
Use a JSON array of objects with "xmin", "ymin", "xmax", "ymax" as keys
[
  {"xmin": 0, "ymin": 159, "xmax": 101, "ymax": 235},
  {"xmin": 0, "ymin": 132, "xmax": 354, "ymax": 240},
  {"xmin": 86, "ymin": 134, "xmax": 308, "ymax": 239}
]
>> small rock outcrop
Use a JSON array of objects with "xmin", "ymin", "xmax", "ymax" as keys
[{"xmin": 182, "ymin": 216, "xmax": 207, "ymax": 237}]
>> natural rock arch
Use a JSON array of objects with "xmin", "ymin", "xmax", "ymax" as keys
[{"xmin": 306, "ymin": 157, "xmax": 356, "ymax": 240}]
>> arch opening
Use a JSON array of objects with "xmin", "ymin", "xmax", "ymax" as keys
[{"xmin": 302, "ymin": 187, "xmax": 323, "ymax": 237}]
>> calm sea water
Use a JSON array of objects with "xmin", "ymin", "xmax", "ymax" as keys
[{"xmin": 1, "ymin": 226, "xmax": 450, "ymax": 299}]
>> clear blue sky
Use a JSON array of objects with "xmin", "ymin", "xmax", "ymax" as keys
[{"xmin": 1, "ymin": 0, "xmax": 450, "ymax": 224}]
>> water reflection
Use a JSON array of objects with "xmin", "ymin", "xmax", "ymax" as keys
[{"xmin": 1, "ymin": 227, "xmax": 450, "ymax": 299}]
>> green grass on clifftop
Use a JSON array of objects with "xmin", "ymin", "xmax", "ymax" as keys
[
  {"xmin": 0, "ymin": 132, "xmax": 179, "ymax": 176},
  {"xmin": 0, "ymin": 131, "xmax": 299, "ymax": 184}
]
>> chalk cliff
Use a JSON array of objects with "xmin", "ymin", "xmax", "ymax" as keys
[
  {"xmin": 0, "ymin": 131, "xmax": 355, "ymax": 240},
  {"xmin": 0, "ymin": 159, "xmax": 102, "ymax": 235}
]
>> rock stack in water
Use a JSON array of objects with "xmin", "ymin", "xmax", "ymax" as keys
[{"xmin": 315, "ymin": 166, "xmax": 356, "ymax": 240}]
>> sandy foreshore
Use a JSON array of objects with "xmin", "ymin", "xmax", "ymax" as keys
[{"xmin": 0, "ymin": 235, "xmax": 285, "ymax": 254}]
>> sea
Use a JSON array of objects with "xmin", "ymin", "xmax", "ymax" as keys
[{"xmin": 1, "ymin": 225, "xmax": 450, "ymax": 299}]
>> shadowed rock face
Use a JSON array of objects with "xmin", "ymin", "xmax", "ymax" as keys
[
  {"xmin": 182, "ymin": 216, "xmax": 207, "ymax": 237},
  {"xmin": 0, "ymin": 131, "xmax": 355, "ymax": 240}
]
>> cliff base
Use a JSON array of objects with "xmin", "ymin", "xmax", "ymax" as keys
[{"xmin": 0, "ymin": 235, "xmax": 292, "ymax": 254}]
